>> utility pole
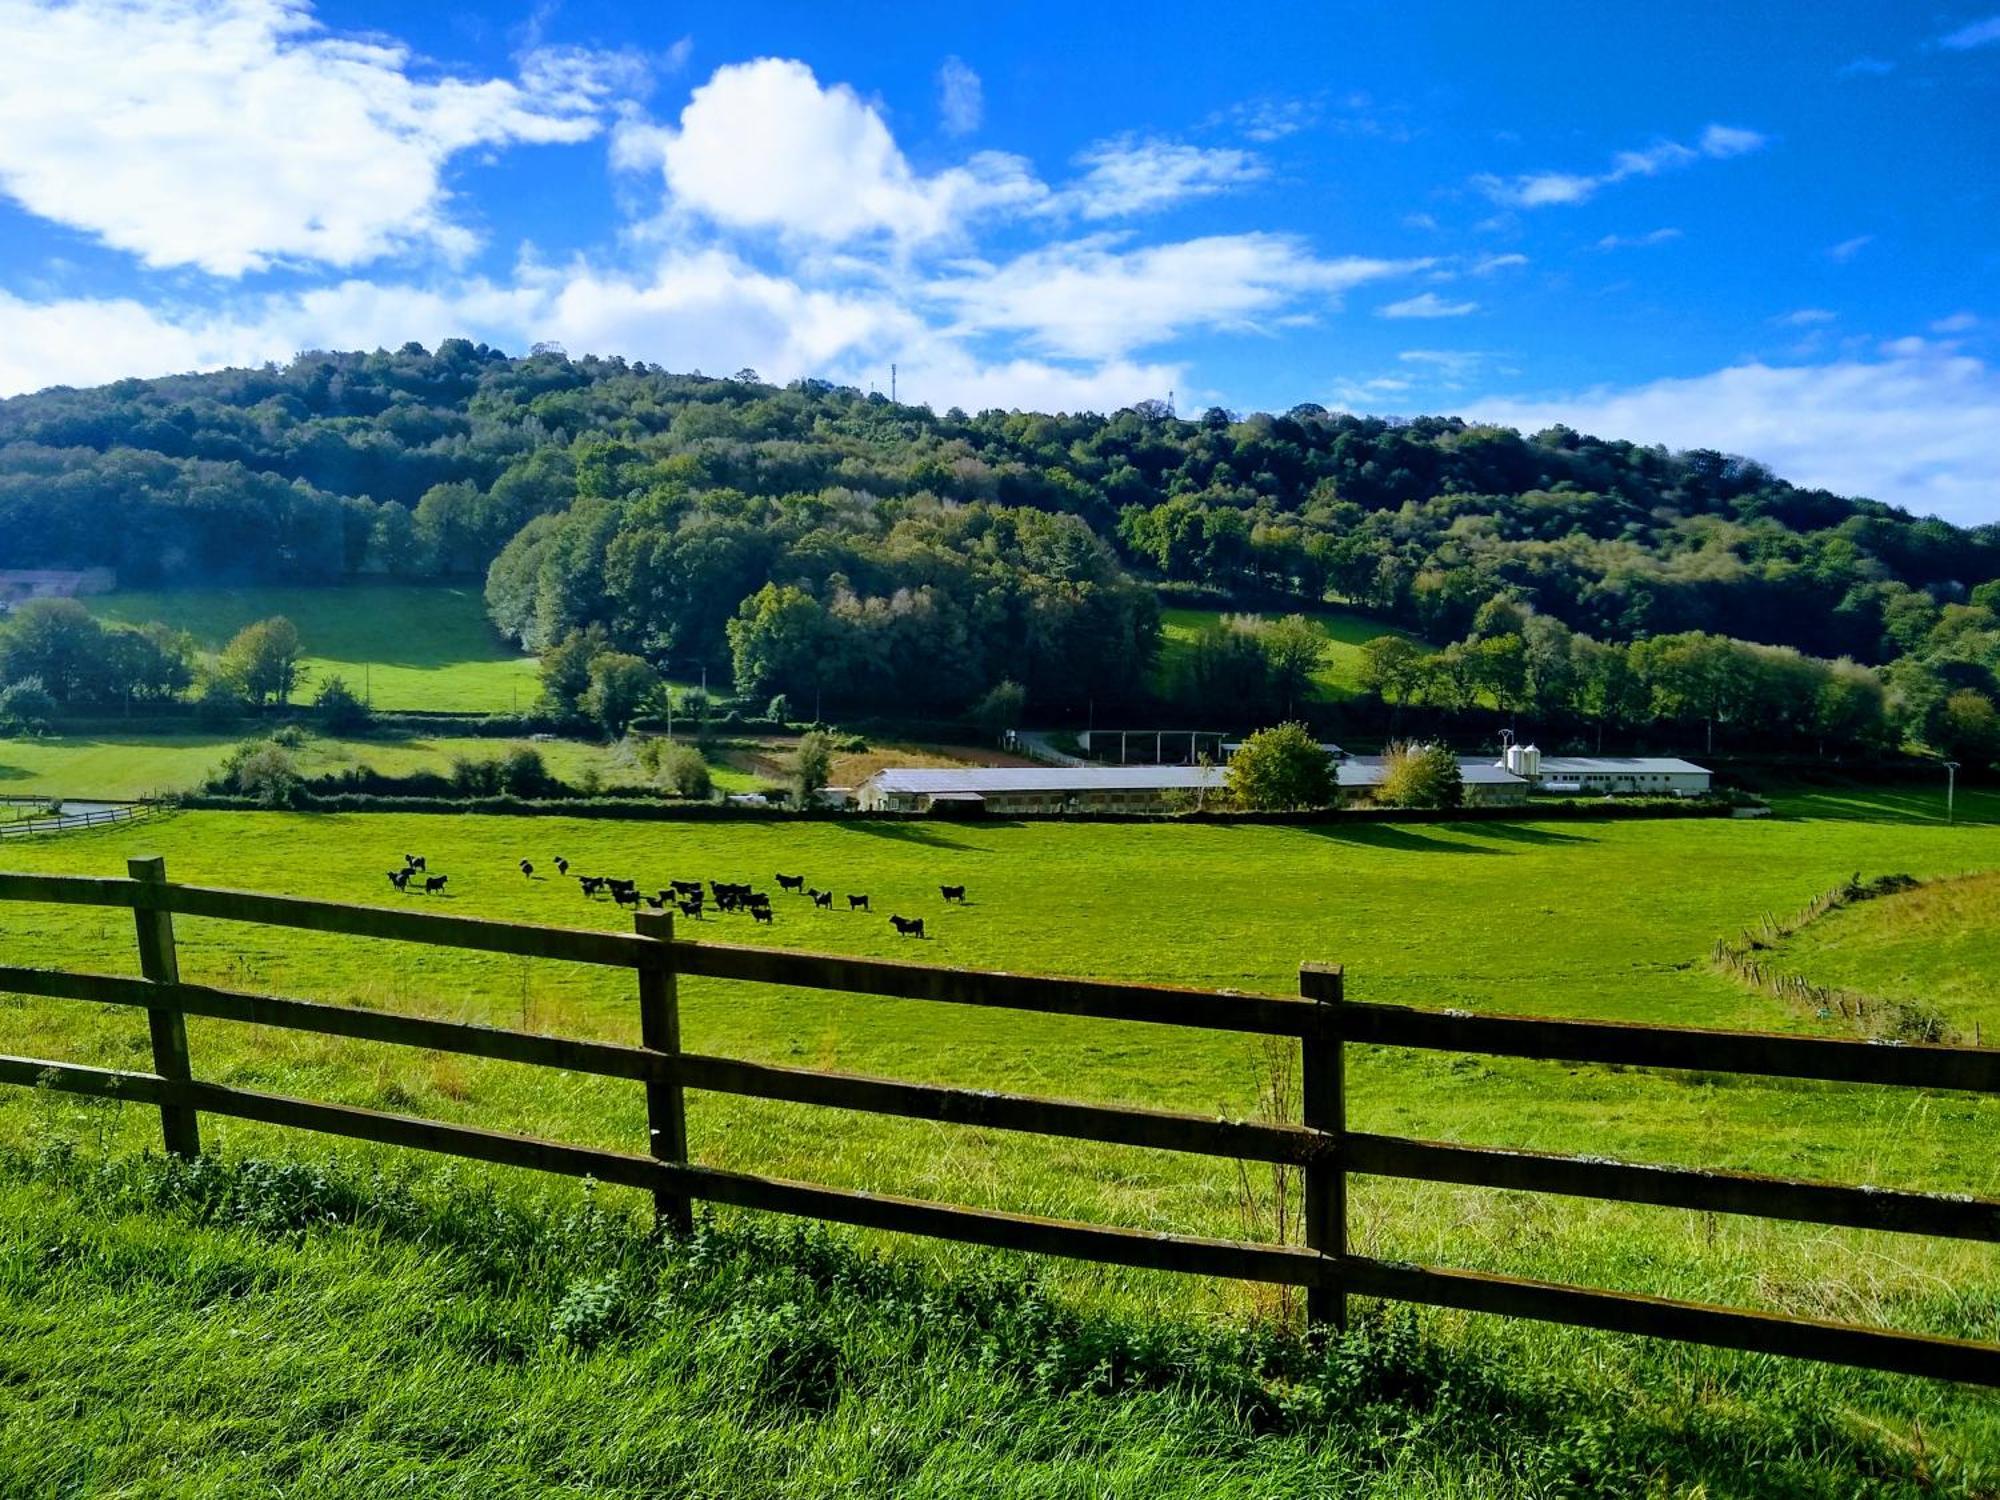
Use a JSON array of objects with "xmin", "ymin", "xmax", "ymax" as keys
[
  {"xmin": 891, "ymin": 363, "xmax": 897, "ymax": 403},
  {"xmin": 1945, "ymin": 760, "xmax": 1961, "ymax": 825}
]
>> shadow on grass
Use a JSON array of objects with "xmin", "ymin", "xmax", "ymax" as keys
[
  {"xmin": 836, "ymin": 820, "xmax": 981, "ymax": 850},
  {"xmin": 1291, "ymin": 822, "xmax": 1507, "ymax": 855},
  {"xmin": 1451, "ymin": 820, "xmax": 1597, "ymax": 847}
]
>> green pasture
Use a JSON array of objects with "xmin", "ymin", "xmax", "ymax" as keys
[
  {"xmin": 0, "ymin": 729, "xmax": 762, "ymax": 800},
  {"xmin": 1763, "ymin": 869, "xmax": 2000, "ymax": 1042},
  {"xmin": 91, "ymin": 582, "xmax": 540, "ymax": 714},
  {"xmin": 1152, "ymin": 605, "xmax": 1420, "ymax": 701},
  {"xmin": 2, "ymin": 807, "xmax": 1998, "ymax": 1485}
]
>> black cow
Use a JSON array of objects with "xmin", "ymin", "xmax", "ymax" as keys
[
  {"xmin": 643, "ymin": 894, "xmax": 667, "ymax": 909},
  {"xmin": 847, "ymin": 894, "xmax": 870, "ymax": 911},
  {"xmin": 746, "ymin": 891, "xmax": 771, "ymax": 910},
  {"xmin": 671, "ymin": 880, "xmax": 702, "ymax": 898},
  {"xmin": 579, "ymin": 875, "xmax": 606, "ymax": 897},
  {"xmin": 554, "ymin": 857, "xmax": 570, "ymax": 876},
  {"xmin": 386, "ymin": 870, "xmax": 410, "ymax": 891},
  {"xmin": 811, "ymin": 889, "xmax": 833, "ymax": 909},
  {"xmin": 677, "ymin": 900, "xmax": 703, "ymax": 920},
  {"xmin": 613, "ymin": 886, "xmax": 641, "ymax": 908},
  {"xmin": 519, "ymin": 860, "xmax": 534, "ymax": 878},
  {"xmin": 423, "ymin": 875, "xmax": 448, "ymax": 895},
  {"xmin": 776, "ymin": 873, "xmax": 805, "ymax": 893},
  {"xmin": 889, "ymin": 915, "xmax": 925, "ymax": 938},
  {"xmin": 939, "ymin": 884, "xmax": 966, "ymax": 903},
  {"xmin": 751, "ymin": 906, "xmax": 774, "ymax": 925},
  {"xmin": 405, "ymin": 854, "xmax": 426, "ymax": 872}
]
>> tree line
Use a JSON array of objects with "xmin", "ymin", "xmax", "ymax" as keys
[{"xmin": 3, "ymin": 343, "xmax": 1997, "ymax": 756}]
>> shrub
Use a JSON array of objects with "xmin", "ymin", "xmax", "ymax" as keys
[
  {"xmin": 792, "ymin": 730, "xmax": 836, "ymax": 807},
  {"xmin": 193, "ymin": 673, "xmax": 244, "ymax": 728},
  {"xmin": 1377, "ymin": 742, "xmax": 1464, "ymax": 809},
  {"xmin": 0, "ymin": 677, "xmax": 56, "ymax": 736},
  {"xmin": 765, "ymin": 693, "xmax": 790, "ymax": 723},
  {"xmin": 496, "ymin": 746, "xmax": 554, "ymax": 797},
  {"xmin": 216, "ymin": 741, "xmax": 304, "ymax": 808},
  {"xmin": 312, "ymin": 675, "xmax": 372, "ymax": 733},
  {"xmin": 654, "ymin": 740, "xmax": 713, "ymax": 800},
  {"xmin": 1226, "ymin": 722, "xmax": 1337, "ymax": 811}
]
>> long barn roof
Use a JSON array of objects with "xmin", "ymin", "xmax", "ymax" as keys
[{"xmin": 864, "ymin": 758, "xmax": 1527, "ymax": 795}]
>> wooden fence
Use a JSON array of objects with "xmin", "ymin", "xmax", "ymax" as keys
[
  {"xmin": 0, "ymin": 801, "xmax": 152, "ymax": 840},
  {"xmin": 0, "ymin": 857, "xmax": 1996, "ymax": 1386}
]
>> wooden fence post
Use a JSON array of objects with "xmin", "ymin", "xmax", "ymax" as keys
[
  {"xmin": 1300, "ymin": 961, "xmax": 1346, "ymax": 1333},
  {"xmin": 634, "ymin": 909, "xmax": 692, "ymax": 1235},
  {"xmin": 127, "ymin": 855, "xmax": 199, "ymax": 1158}
]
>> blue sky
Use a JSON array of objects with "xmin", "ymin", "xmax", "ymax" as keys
[{"xmin": 0, "ymin": 1, "xmax": 1995, "ymax": 520}]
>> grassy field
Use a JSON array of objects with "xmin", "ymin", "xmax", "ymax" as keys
[
  {"xmin": 0, "ymin": 806, "xmax": 1998, "ymax": 1486},
  {"xmin": 91, "ymin": 582, "xmax": 541, "ymax": 714},
  {"xmin": 1763, "ymin": 870, "xmax": 2000, "ymax": 1042},
  {"xmin": 0, "ymin": 729, "xmax": 777, "ymax": 800},
  {"xmin": 1153, "ymin": 605, "xmax": 1422, "ymax": 701}
]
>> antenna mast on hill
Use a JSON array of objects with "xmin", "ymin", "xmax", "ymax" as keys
[
  {"xmin": 1167, "ymin": 389, "xmax": 1175, "ymax": 417},
  {"xmin": 891, "ymin": 363, "xmax": 897, "ymax": 403}
]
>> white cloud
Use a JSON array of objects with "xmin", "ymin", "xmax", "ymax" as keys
[
  {"xmin": 1932, "ymin": 311, "xmax": 1981, "ymax": 334},
  {"xmin": 1471, "ymin": 345, "xmax": 2000, "ymax": 523},
  {"xmin": 1594, "ymin": 228, "xmax": 1683, "ymax": 250},
  {"xmin": 0, "ymin": 0, "xmax": 633, "ymax": 276},
  {"xmin": 1397, "ymin": 348, "xmax": 1487, "ymax": 381},
  {"xmin": 1471, "ymin": 252, "xmax": 1529, "ymax": 274},
  {"xmin": 1828, "ymin": 234, "xmax": 1875, "ymax": 262},
  {"xmin": 1056, "ymin": 136, "xmax": 1265, "ymax": 219},
  {"xmin": 616, "ymin": 57, "xmax": 1045, "ymax": 244},
  {"xmin": 1216, "ymin": 96, "xmax": 1319, "ymax": 142},
  {"xmin": 938, "ymin": 55, "xmax": 983, "ymax": 136},
  {"xmin": 1940, "ymin": 14, "xmax": 2000, "ymax": 48},
  {"xmin": 1474, "ymin": 123, "xmax": 1767, "ymax": 209},
  {"xmin": 1837, "ymin": 55, "xmax": 1896, "ymax": 77},
  {"xmin": 1379, "ymin": 292, "xmax": 1477, "ymax": 319},
  {"xmin": 1777, "ymin": 307, "xmax": 1838, "ymax": 326},
  {"xmin": 929, "ymin": 234, "xmax": 1424, "ymax": 359}
]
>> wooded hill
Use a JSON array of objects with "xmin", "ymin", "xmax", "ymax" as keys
[{"xmin": 3, "ymin": 342, "xmax": 1997, "ymax": 751}]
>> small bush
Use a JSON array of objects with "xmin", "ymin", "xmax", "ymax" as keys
[
  {"xmin": 213, "ymin": 740, "xmax": 304, "ymax": 808},
  {"xmin": 1376, "ymin": 741, "xmax": 1463, "ymax": 810},
  {"xmin": 652, "ymin": 740, "xmax": 713, "ymax": 799},
  {"xmin": 0, "ymin": 677, "xmax": 56, "ymax": 736}
]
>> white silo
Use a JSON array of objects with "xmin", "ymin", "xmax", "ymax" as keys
[{"xmin": 1518, "ymin": 744, "xmax": 1541, "ymax": 780}]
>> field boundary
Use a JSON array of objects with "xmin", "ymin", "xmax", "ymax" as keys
[
  {"xmin": 0, "ymin": 800, "xmax": 154, "ymax": 840},
  {"xmin": 0, "ymin": 860, "xmax": 1995, "ymax": 1385}
]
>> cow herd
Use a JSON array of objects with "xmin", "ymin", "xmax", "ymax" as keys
[{"xmin": 379, "ymin": 849, "xmax": 968, "ymax": 939}]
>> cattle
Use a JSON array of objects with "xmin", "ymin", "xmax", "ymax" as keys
[
  {"xmin": 776, "ymin": 873, "xmax": 805, "ymax": 893},
  {"xmin": 847, "ymin": 893, "xmax": 870, "ymax": 911},
  {"xmin": 386, "ymin": 870, "xmax": 410, "ymax": 891},
  {"xmin": 643, "ymin": 894, "xmax": 667, "ymax": 909},
  {"xmin": 613, "ymin": 887, "xmax": 641, "ymax": 908},
  {"xmin": 423, "ymin": 875, "xmax": 448, "ymax": 895},
  {"xmin": 519, "ymin": 860, "xmax": 534, "ymax": 878},
  {"xmin": 745, "ymin": 891, "xmax": 771, "ymax": 910},
  {"xmin": 671, "ymin": 880, "xmax": 703, "ymax": 898},
  {"xmin": 939, "ymin": 884, "xmax": 967, "ymax": 903},
  {"xmin": 579, "ymin": 876, "xmax": 606, "ymax": 897},
  {"xmin": 607, "ymin": 877, "xmax": 637, "ymax": 896},
  {"xmin": 677, "ymin": 900, "xmax": 703, "ymax": 920},
  {"xmin": 750, "ymin": 906, "xmax": 774, "ymax": 925},
  {"xmin": 404, "ymin": 854, "xmax": 426, "ymax": 872},
  {"xmin": 554, "ymin": 857, "xmax": 570, "ymax": 876},
  {"xmin": 811, "ymin": 889, "xmax": 833, "ymax": 909},
  {"xmin": 889, "ymin": 915, "xmax": 925, "ymax": 938}
]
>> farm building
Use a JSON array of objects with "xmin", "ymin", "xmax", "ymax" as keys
[
  {"xmin": 1499, "ymin": 746, "xmax": 1712, "ymax": 796},
  {"xmin": 856, "ymin": 765, "xmax": 1226, "ymax": 814},
  {"xmin": 854, "ymin": 758, "xmax": 1529, "ymax": 813}
]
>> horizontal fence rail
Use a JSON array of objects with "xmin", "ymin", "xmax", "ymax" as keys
[{"xmin": 0, "ymin": 862, "xmax": 1995, "ymax": 1387}]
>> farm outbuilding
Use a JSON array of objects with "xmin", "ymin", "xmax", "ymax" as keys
[
  {"xmin": 1499, "ymin": 746, "xmax": 1712, "ymax": 796},
  {"xmin": 855, "ymin": 765, "xmax": 1225, "ymax": 814},
  {"xmin": 1337, "ymin": 757, "xmax": 1529, "ymax": 805}
]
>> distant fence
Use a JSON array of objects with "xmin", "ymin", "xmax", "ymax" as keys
[
  {"xmin": 0, "ymin": 859, "xmax": 1995, "ymax": 1386},
  {"xmin": 0, "ymin": 800, "xmax": 153, "ymax": 840}
]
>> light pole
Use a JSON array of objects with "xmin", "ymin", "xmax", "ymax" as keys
[{"xmin": 1944, "ymin": 760, "xmax": 1960, "ymax": 825}]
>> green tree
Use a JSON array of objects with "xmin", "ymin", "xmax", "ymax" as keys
[
  {"xmin": 538, "ymin": 626, "xmax": 607, "ymax": 715},
  {"xmin": 0, "ymin": 599, "xmax": 106, "ymax": 703},
  {"xmin": 727, "ymin": 583, "xmax": 831, "ymax": 702},
  {"xmin": 971, "ymin": 679, "xmax": 1026, "ymax": 741},
  {"xmin": 218, "ymin": 741, "xmax": 303, "ymax": 807},
  {"xmin": 0, "ymin": 677, "xmax": 56, "ymax": 735},
  {"xmin": 497, "ymin": 746, "xmax": 556, "ymax": 797},
  {"xmin": 792, "ymin": 730, "xmax": 837, "ymax": 807},
  {"xmin": 1375, "ymin": 741, "xmax": 1464, "ymax": 809},
  {"xmin": 1358, "ymin": 635, "xmax": 1427, "ymax": 708},
  {"xmin": 581, "ymin": 652, "xmax": 658, "ymax": 735},
  {"xmin": 1225, "ymin": 722, "xmax": 1337, "ymax": 810},
  {"xmin": 1261, "ymin": 615, "xmax": 1327, "ymax": 714},
  {"xmin": 219, "ymin": 617, "xmax": 303, "ymax": 706},
  {"xmin": 1932, "ymin": 689, "xmax": 2000, "ymax": 766}
]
